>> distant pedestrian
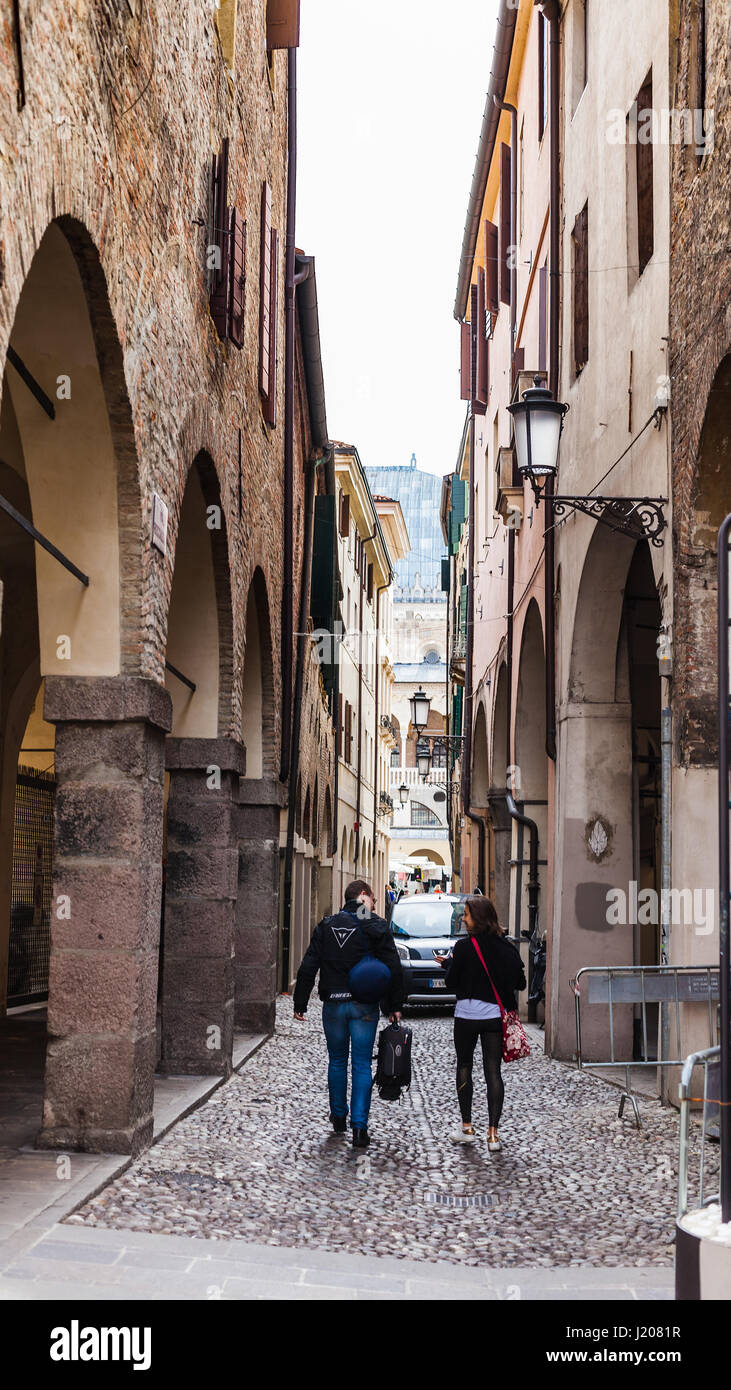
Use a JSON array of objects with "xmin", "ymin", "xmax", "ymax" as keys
[
  {"xmin": 434, "ymin": 897, "xmax": 526, "ymax": 1152},
  {"xmin": 293, "ymin": 880, "xmax": 404, "ymax": 1149}
]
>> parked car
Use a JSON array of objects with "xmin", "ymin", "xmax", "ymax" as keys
[{"xmin": 389, "ymin": 893, "xmax": 469, "ymax": 1005}]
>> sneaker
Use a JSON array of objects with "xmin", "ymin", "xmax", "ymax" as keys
[
  {"xmin": 487, "ymin": 1131, "xmax": 502, "ymax": 1153},
  {"xmin": 451, "ymin": 1125, "xmax": 476, "ymax": 1144}
]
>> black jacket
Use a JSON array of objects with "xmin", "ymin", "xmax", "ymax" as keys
[
  {"xmin": 293, "ymin": 904, "xmax": 405, "ymax": 1015},
  {"xmin": 444, "ymin": 931, "xmax": 526, "ymax": 1013}
]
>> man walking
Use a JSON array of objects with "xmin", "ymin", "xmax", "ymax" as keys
[{"xmin": 293, "ymin": 879, "xmax": 404, "ymax": 1148}]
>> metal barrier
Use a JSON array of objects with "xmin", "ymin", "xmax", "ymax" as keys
[
  {"xmin": 677, "ymin": 1045, "xmax": 720, "ymax": 1221},
  {"xmin": 570, "ymin": 964, "xmax": 719, "ymax": 1128}
]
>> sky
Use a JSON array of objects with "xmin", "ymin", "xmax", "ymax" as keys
[{"xmin": 297, "ymin": 0, "xmax": 499, "ymax": 479}]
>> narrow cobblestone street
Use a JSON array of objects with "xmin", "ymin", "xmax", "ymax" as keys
[{"xmin": 63, "ymin": 1000, "xmax": 700, "ymax": 1271}]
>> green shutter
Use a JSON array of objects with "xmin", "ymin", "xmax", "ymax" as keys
[
  {"xmin": 441, "ymin": 557, "xmax": 450, "ymax": 592},
  {"xmin": 449, "ymin": 475, "xmax": 466, "ymax": 555}
]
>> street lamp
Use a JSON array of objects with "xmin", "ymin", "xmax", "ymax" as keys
[
  {"xmin": 409, "ymin": 686, "xmax": 431, "ymax": 735},
  {"xmin": 398, "ymin": 782, "xmax": 409, "ymax": 807},
  {"xmin": 417, "ymin": 745, "xmax": 431, "ymax": 780},
  {"xmin": 506, "ymin": 376, "xmax": 668, "ymax": 547},
  {"xmin": 507, "ymin": 378, "xmax": 569, "ymax": 497}
]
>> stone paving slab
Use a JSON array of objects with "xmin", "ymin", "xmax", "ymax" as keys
[{"xmin": 67, "ymin": 998, "xmax": 702, "ymax": 1271}]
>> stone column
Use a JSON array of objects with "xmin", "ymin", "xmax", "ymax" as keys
[
  {"xmin": 159, "ymin": 738, "xmax": 244, "ymax": 1076},
  {"xmin": 39, "ymin": 676, "xmax": 172, "ymax": 1156},
  {"xmin": 234, "ymin": 778, "xmax": 286, "ymax": 1034}
]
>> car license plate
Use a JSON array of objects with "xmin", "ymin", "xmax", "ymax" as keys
[{"xmin": 429, "ymin": 978, "xmax": 446, "ymax": 989}]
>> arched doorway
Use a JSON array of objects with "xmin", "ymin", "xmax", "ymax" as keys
[
  {"xmin": 552, "ymin": 526, "xmax": 662, "ymax": 1059},
  {"xmin": 513, "ymin": 600, "xmax": 547, "ymax": 946},
  {"xmin": 235, "ymin": 568, "xmax": 279, "ymax": 1033},
  {"xmin": 0, "ymin": 219, "xmax": 156, "ymax": 1154},
  {"xmin": 159, "ymin": 451, "xmax": 241, "ymax": 1078}
]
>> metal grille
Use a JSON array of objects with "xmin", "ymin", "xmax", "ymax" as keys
[
  {"xmin": 424, "ymin": 1192, "xmax": 498, "ymax": 1209},
  {"xmin": 8, "ymin": 764, "xmax": 56, "ymax": 1004}
]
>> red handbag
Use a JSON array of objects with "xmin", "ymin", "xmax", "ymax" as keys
[{"xmin": 471, "ymin": 936, "xmax": 531, "ymax": 1062}]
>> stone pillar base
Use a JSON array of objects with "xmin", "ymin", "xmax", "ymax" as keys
[
  {"xmin": 159, "ymin": 738, "xmax": 244, "ymax": 1076},
  {"xmin": 234, "ymin": 778, "xmax": 286, "ymax": 1033},
  {"xmin": 39, "ymin": 676, "xmax": 171, "ymax": 1155}
]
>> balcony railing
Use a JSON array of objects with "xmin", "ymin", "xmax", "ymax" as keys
[
  {"xmin": 389, "ymin": 765, "xmax": 448, "ymax": 787},
  {"xmin": 452, "ymin": 633, "xmax": 467, "ymax": 660}
]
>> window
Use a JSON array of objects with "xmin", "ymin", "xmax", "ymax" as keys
[
  {"xmin": 432, "ymin": 740, "xmax": 447, "ymax": 769},
  {"xmin": 338, "ymin": 489, "xmax": 350, "ymax": 537},
  {"xmin": 390, "ymin": 750, "xmax": 400, "ymax": 767},
  {"xmin": 424, "ymin": 649, "xmax": 440, "ymax": 665},
  {"xmin": 572, "ymin": 202, "xmax": 589, "ymax": 376},
  {"xmin": 538, "ymin": 11, "xmax": 549, "ymax": 141},
  {"xmin": 689, "ymin": 0, "xmax": 707, "ymax": 158},
  {"xmin": 411, "ymin": 800, "xmax": 441, "ymax": 828}
]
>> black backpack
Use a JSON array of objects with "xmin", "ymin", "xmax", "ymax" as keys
[{"xmin": 374, "ymin": 1021, "xmax": 412, "ymax": 1101}]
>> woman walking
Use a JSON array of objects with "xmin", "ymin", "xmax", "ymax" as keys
[{"xmin": 435, "ymin": 897, "xmax": 526, "ymax": 1152}]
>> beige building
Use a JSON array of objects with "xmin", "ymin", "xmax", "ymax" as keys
[{"xmin": 332, "ymin": 448, "xmax": 408, "ymax": 913}]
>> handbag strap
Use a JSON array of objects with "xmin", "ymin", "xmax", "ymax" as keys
[{"xmin": 470, "ymin": 935, "xmax": 505, "ymax": 1015}]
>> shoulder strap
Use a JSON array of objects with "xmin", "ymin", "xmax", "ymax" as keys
[{"xmin": 470, "ymin": 936, "xmax": 505, "ymax": 1015}]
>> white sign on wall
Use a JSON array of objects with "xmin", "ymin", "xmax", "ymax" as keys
[{"xmin": 152, "ymin": 493, "xmax": 169, "ymax": 555}]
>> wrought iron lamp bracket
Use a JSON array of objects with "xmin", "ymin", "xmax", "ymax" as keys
[{"xmin": 529, "ymin": 478, "xmax": 667, "ymax": 547}]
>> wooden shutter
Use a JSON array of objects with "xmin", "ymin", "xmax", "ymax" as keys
[
  {"xmin": 538, "ymin": 11, "xmax": 546, "ymax": 141},
  {"xmin": 499, "ymin": 143, "xmax": 511, "ymax": 306},
  {"xmin": 470, "ymin": 284, "xmax": 479, "ymax": 405},
  {"xmin": 512, "ymin": 346, "xmax": 525, "ymax": 392},
  {"xmin": 484, "ymin": 219, "xmax": 499, "ymax": 317},
  {"xmin": 538, "ymin": 262, "xmax": 547, "ymax": 373},
  {"xmin": 367, "ymin": 562, "xmax": 373, "ymax": 602},
  {"xmin": 573, "ymin": 202, "xmax": 589, "ymax": 375},
  {"xmin": 338, "ymin": 691, "xmax": 343, "ymax": 758},
  {"xmin": 339, "ymin": 490, "xmax": 350, "ymax": 538},
  {"xmin": 460, "ymin": 320, "xmax": 470, "ymax": 400},
  {"xmin": 636, "ymin": 73, "xmax": 654, "ymax": 275},
  {"xmin": 476, "ymin": 269, "xmax": 488, "ymax": 409},
  {"xmin": 210, "ymin": 140, "xmax": 230, "ymax": 339},
  {"xmin": 259, "ymin": 182, "xmax": 273, "ymax": 405},
  {"xmin": 266, "ymin": 0, "xmax": 300, "ymax": 50},
  {"xmin": 228, "ymin": 208, "xmax": 246, "ymax": 349}
]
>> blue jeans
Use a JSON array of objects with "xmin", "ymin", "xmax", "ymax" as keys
[{"xmin": 322, "ymin": 1000, "xmax": 379, "ymax": 1129}]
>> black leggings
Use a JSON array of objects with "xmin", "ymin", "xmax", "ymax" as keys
[{"xmin": 454, "ymin": 1017, "xmax": 504, "ymax": 1128}]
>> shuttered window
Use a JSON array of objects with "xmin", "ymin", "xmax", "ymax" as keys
[
  {"xmin": 499, "ymin": 143, "xmax": 511, "ymax": 306},
  {"xmin": 484, "ymin": 219, "xmax": 499, "ymax": 318},
  {"xmin": 228, "ymin": 208, "xmax": 246, "ymax": 349},
  {"xmin": 367, "ymin": 562, "xmax": 373, "ymax": 602},
  {"xmin": 210, "ymin": 140, "xmax": 230, "ymax": 339},
  {"xmin": 477, "ymin": 269, "xmax": 488, "ymax": 406},
  {"xmin": 259, "ymin": 182, "xmax": 278, "ymax": 426},
  {"xmin": 337, "ymin": 692, "xmax": 343, "ymax": 759},
  {"xmin": 338, "ymin": 489, "xmax": 350, "ymax": 538},
  {"xmin": 266, "ymin": 0, "xmax": 300, "ymax": 50},
  {"xmin": 460, "ymin": 320, "xmax": 471, "ymax": 400},
  {"xmin": 636, "ymin": 72, "xmax": 654, "ymax": 275},
  {"xmin": 572, "ymin": 202, "xmax": 589, "ymax": 376}
]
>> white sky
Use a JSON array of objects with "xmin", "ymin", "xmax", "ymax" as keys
[{"xmin": 297, "ymin": 0, "xmax": 499, "ymax": 479}]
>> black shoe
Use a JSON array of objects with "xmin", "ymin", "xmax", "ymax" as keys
[
  {"xmin": 352, "ymin": 1128, "xmax": 370, "ymax": 1149},
  {"xmin": 330, "ymin": 1114, "xmax": 347, "ymax": 1134}
]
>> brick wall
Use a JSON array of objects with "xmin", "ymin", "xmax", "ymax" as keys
[
  {"xmin": 670, "ymin": 0, "xmax": 731, "ymax": 765},
  {"xmin": 0, "ymin": 0, "xmax": 290, "ymax": 753}
]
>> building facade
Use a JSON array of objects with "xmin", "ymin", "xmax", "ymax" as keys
[
  {"xmin": 444, "ymin": 0, "xmax": 722, "ymax": 1063},
  {"xmin": 0, "ymin": 0, "xmax": 336, "ymax": 1155},
  {"xmin": 366, "ymin": 457, "xmax": 451, "ymax": 888},
  {"xmin": 331, "ymin": 447, "xmax": 407, "ymax": 915}
]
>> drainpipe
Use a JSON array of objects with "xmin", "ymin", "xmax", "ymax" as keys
[
  {"xmin": 461, "ymin": 412, "xmax": 486, "ymax": 892},
  {"xmin": 541, "ymin": 0, "xmax": 561, "ymax": 763},
  {"xmin": 280, "ymin": 46, "xmax": 299, "ymax": 784}
]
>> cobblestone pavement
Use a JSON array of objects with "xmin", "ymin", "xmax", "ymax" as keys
[{"xmin": 68, "ymin": 999, "xmax": 712, "ymax": 1269}]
